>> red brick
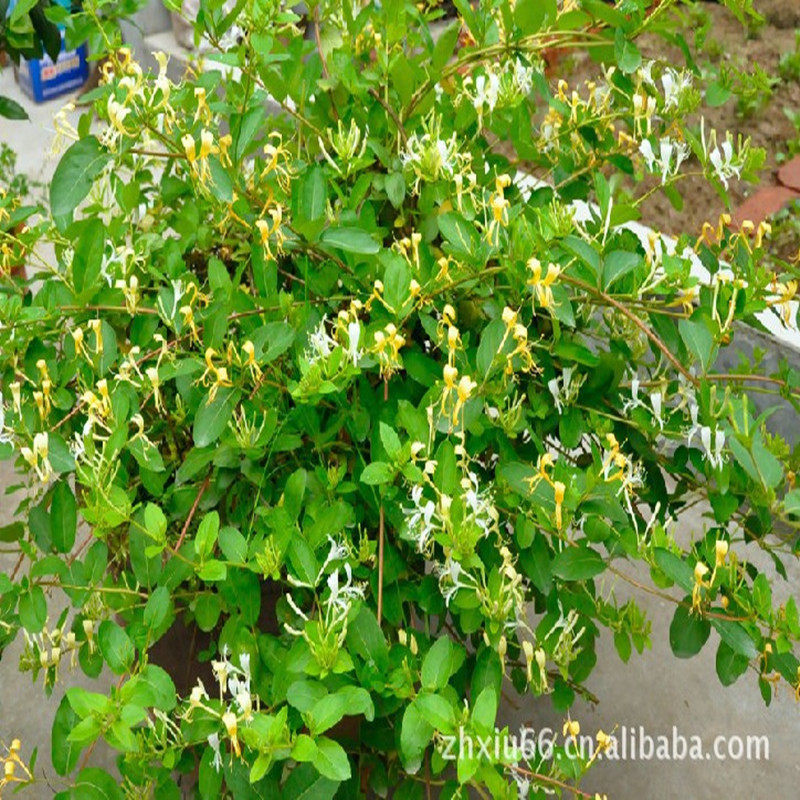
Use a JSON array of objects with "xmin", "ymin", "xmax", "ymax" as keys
[
  {"xmin": 732, "ymin": 186, "xmax": 800, "ymax": 228},
  {"xmin": 777, "ymin": 156, "xmax": 800, "ymax": 192}
]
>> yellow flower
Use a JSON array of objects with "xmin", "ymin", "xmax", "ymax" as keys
[
  {"xmin": 715, "ymin": 539, "xmax": 729, "ymax": 567},
  {"xmin": 596, "ymin": 729, "xmax": 613, "ymax": 751},
  {"xmin": 768, "ymin": 279, "xmax": 797, "ymax": 327},
  {"xmin": 241, "ymin": 340, "xmax": 262, "ymax": 381},
  {"xmin": 194, "ymin": 87, "xmax": 211, "ymax": 124},
  {"xmin": 527, "ymin": 258, "xmax": 560, "ymax": 311},
  {"xmin": 182, "ymin": 134, "xmax": 196, "ymax": 164},
  {"xmin": 222, "ymin": 709, "xmax": 241, "ymax": 757},
  {"xmin": 146, "ymin": 367, "xmax": 164, "ymax": 413},
  {"xmin": 218, "ymin": 134, "xmax": 233, "ymax": 166},
  {"xmin": 554, "ymin": 480, "xmax": 566, "ymax": 529},
  {"xmin": 201, "ymin": 348, "xmax": 233, "ymax": 404},
  {"xmin": 563, "ymin": 718, "xmax": 580, "ymax": 741}
]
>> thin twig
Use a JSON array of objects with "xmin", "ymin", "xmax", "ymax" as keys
[
  {"xmin": 563, "ymin": 274, "xmax": 699, "ymax": 387},
  {"xmin": 174, "ymin": 473, "xmax": 211, "ymax": 553},
  {"xmin": 377, "ymin": 503, "xmax": 385, "ymax": 626}
]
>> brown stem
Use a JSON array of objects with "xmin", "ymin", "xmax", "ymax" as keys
[
  {"xmin": 174, "ymin": 473, "xmax": 211, "ymax": 554},
  {"xmin": 377, "ymin": 503, "xmax": 385, "ymax": 626},
  {"xmin": 377, "ymin": 379, "xmax": 389, "ymax": 625},
  {"xmin": 563, "ymin": 274, "xmax": 699, "ymax": 387}
]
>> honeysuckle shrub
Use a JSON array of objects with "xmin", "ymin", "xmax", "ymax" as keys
[{"xmin": 2, "ymin": 0, "xmax": 800, "ymax": 797}]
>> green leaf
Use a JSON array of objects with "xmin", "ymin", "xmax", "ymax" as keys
[
  {"xmin": 382, "ymin": 253, "xmax": 411, "ymax": 311},
  {"xmin": 361, "ymin": 462, "xmax": 395, "ymax": 485},
  {"xmin": 50, "ymin": 136, "xmax": 111, "ymax": 225},
  {"xmin": 413, "ymin": 693, "xmax": 455, "ymax": 732},
  {"xmin": 421, "ymin": 637, "xmax": 463, "ymax": 690},
  {"xmin": 614, "ymin": 630, "xmax": 632, "ymax": 663},
  {"xmin": 346, "ymin": 606, "xmax": 389, "ymax": 669},
  {"xmin": 0, "ymin": 95, "xmax": 29, "ymax": 121},
  {"xmin": 252, "ymin": 321, "xmax": 296, "ymax": 363},
  {"xmin": 120, "ymin": 665, "xmax": 177, "ymax": 712},
  {"xmin": 751, "ymin": 438, "xmax": 783, "ymax": 490},
  {"xmin": 52, "ymin": 695, "xmax": 82, "ymax": 776},
  {"xmin": 715, "ymin": 640, "xmax": 749, "ymax": 686},
  {"xmin": 97, "ymin": 620, "xmax": 135, "ymax": 675},
  {"xmin": 281, "ymin": 762, "xmax": 338, "ymax": 800},
  {"xmin": 287, "ymin": 681, "xmax": 327, "ymax": 713},
  {"xmin": 312, "ymin": 737, "xmax": 351, "ymax": 781},
  {"xmin": 711, "ymin": 617, "xmax": 759, "ymax": 660},
  {"xmin": 379, "ymin": 422, "xmax": 402, "ymax": 461},
  {"xmin": 195, "ymin": 593, "xmax": 222, "ymax": 631},
  {"xmin": 307, "ymin": 687, "xmax": 373, "ymax": 736},
  {"xmin": 551, "ymin": 545, "xmax": 605, "ymax": 581},
  {"xmin": 471, "ymin": 687, "xmax": 498, "ymax": 731},
  {"xmin": 653, "ymin": 548, "xmax": 694, "ymax": 592},
  {"xmin": 384, "ymin": 172, "xmax": 405, "ymax": 209},
  {"xmin": 678, "ymin": 318, "xmax": 715, "ymax": 373},
  {"xmin": 208, "ymin": 156, "xmax": 233, "ymax": 203},
  {"xmin": 69, "ymin": 767, "xmax": 124, "ymax": 800},
  {"xmin": 193, "ymin": 387, "xmax": 238, "ymax": 447},
  {"xmin": 19, "ymin": 586, "xmax": 47, "ymax": 633},
  {"xmin": 288, "ymin": 536, "xmax": 317, "ymax": 587},
  {"xmin": 320, "ymin": 226, "xmax": 379, "ymax": 254},
  {"xmin": 143, "ymin": 586, "xmax": 171, "ymax": 631},
  {"xmin": 10, "ymin": 0, "xmax": 38, "ymax": 24},
  {"xmin": 669, "ymin": 605, "xmax": 710, "ymax": 658},
  {"xmin": 294, "ymin": 166, "xmax": 327, "ymax": 237},
  {"xmin": 198, "ymin": 559, "xmax": 227, "ymax": 582},
  {"xmin": 614, "ymin": 29, "xmax": 641, "ymax": 74},
  {"xmin": 51, "ymin": 481, "xmax": 77, "ymax": 553},
  {"xmin": 438, "ymin": 212, "xmax": 477, "ymax": 258},
  {"xmin": 432, "ymin": 21, "xmax": 460, "ymax": 70},
  {"xmin": 602, "ymin": 250, "xmax": 641, "ymax": 289},
  {"xmin": 72, "ymin": 218, "xmax": 105, "ymax": 295},
  {"xmin": 400, "ymin": 703, "xmax": 433, "ymax": 774},
  {"xmin": 144, "ymin": 503, "xmax": 167, "ymax": 542},
  {"xmin": 0, "ymin": 522, "xmax": 24, "ymax": 543},
  {"xmin": 514, "ymin": 0, "xmax": 556, "ymax": 34},
  {"xmin": 783, "ymin": 488, "xmax": 800, "ymax": 516},
  {"xmin": 195, "ymin": 511, "xmax": 220, "ymax": 559},
  {"xmin": 706, "ymin": 82, "xmax": 731, "ymax": 107},
  {"xmin": 219, "ymin": 526, "xmax": 248, "ymax": 563}
]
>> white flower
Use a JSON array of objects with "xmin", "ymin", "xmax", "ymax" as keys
[
  {"xmin": 472, "ymin": 72, "xmax": 501, "ymax": 114},
  {"xmin": 462, "ymin": 471, "xmax": 498, "ymax": 538},
  {"xmin": 317, "ymin": 536, "xmax": 350, "ymax": 582},
  {"xmin": 548, "ymin": 367, "xmax": 584, "ymax": 414},
  {"xmin": 709, "ymin": 139, "xmax": 740, "ymax": 189},
  {"xmin": 700, "ymin": 426, "xmax": 726, "ymax": 469},
  {"xmin": 211, "ymin": 644, "xmax": 233, "ymax": 694},
  {"xmin": 306, "ymin": 316, "xmax": 338, "ymax": 365},
  {"xmin": 325, "ymin": 563, "xmax": 365, "ymax": 616},
  {"xmin": 207, "ymin": 732, "xmax": 223, "ymax": 772},
  {"xmin": 701, "ymin": 120, "xmax": 745, "ymax": 189},
  {"xmin": 403, "ymin": 484, "xmax": 438, "ymax": 553},
  {"xmin": 346, "ymin": 320, "xmax": 362, "ymax": 365},
  {"xmin": 686, "ymin": 402, "xmax": 700, "ymax": 447},
  {"xmin": 650, "ymin": 391, "xmax": 664, "ymax": 430},
  {"xmin": 190, "ymin": 680, "xmax": 209, "ymax": 708},
  {"xmin": 434, "ymin": 556, "xmax": 477, "ymax": 607},
  {"xmin": 0, "ymin": 392, "xmax": 13, "ymax": 445},
  {"xmin": 639, "ymin": 138, "xmax": 690, "ymax": 184},
  {"xmin": 661, "ymin": 68, "xmax": 692, "ymax": 111}
]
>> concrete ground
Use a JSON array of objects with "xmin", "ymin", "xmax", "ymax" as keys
[{"xmin": 1, "ymin": 64, "xmax": 799, "ymax": 799}]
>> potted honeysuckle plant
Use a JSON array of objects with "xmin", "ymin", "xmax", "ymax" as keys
[{"xmin": 1, "ymin": 0, "xmax": 800, "ymax": 798}]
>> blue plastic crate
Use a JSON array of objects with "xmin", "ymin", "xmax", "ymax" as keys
[{"xmin": 16, "ymin": 30, "xmax": 89, "ymax": 103}]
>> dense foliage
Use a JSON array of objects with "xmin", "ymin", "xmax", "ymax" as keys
[{"xmin": 2, "ymin": 0, "xmax": 800, "ymax": 797}]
